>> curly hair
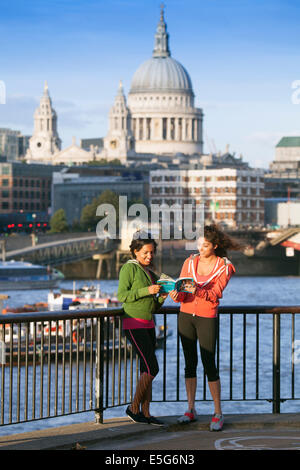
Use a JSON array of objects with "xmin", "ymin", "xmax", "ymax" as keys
[
  {"xmin": 129, "ymin": 231, "xmax": 157, "ymax": 259},
  {"xmin": 203, "ymin": 224, "xmax": 242, "ymax": 258}
]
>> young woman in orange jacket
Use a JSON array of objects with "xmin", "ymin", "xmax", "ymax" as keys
[{"xmin": 170, "ymin": 224, "xmax": 240, "ymax": 431}]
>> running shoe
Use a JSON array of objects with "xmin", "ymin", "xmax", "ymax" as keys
[
  {"xmin": 210, "ymin": 413, "xmax": 224, "ymax": 431},
  {"xmin": 177, "ymin": 409, "xmax": 197, "ymax": 424},
  {"xmin": 147, "ymin": 416, "xmax": 165, "ymax": 427},
  {"xmin": 126, "ymin": 406, "xmax": 149, "ymax": 424}
]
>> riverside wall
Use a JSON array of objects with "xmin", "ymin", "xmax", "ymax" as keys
[
  {"xmin": 4, "ymin": 231, "xmax": 300, "ymax": 278},
  {"xmin": 58, "ymin": 246, "xmax": 300, "ymax": 279}
]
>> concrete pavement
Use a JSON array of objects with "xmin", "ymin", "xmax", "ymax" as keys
[{"xmin": 0, "ymin": 413, "xmax": 300, "ymax": 450}]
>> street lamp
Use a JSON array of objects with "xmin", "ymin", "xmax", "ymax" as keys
[{"xmin": 31, "ymin": 213, "xmax": 37, "ymax": 247}]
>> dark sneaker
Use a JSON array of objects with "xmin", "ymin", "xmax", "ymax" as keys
[
  {"xmin": 147, "ymin": 416, "xmax": 165, "ymax": 426},
  {"xmin": 126, "ymin": 406, "xmax": 148, "ymax": 424}
]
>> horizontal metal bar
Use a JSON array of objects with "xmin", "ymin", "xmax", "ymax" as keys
[
  {"xmin": 0, "ymin": 307, "xmax": 125, "ymax": 324},
  {"xmin": 1, "ymin": 305, "xmax": 300, "ymax": 324}
]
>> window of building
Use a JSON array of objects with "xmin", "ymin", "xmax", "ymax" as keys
[
  {"xmin": 2, "ymin": 166, "xmax": 10, "ymax": 175},
  {"xmin": 162, "ymin": 118, "xmax": 167, "ymax": 140},
  {"xmin": 170, "ymin": 118, "xmax": 175, "ymax": 140}
]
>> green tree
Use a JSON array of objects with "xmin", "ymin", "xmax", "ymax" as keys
[
  {"xmin": 49, "ymin": 209, "xmax": 68, "ymax": 233},
  {"xmin": 80, "ymin": 190, "xmax": 120, "ymax": 232},
  {"xmin": 87, "ymin": 159, "xmax": 122, "ymax": 166},
  {"xmin": 80, "ymin": 202, "xmax": 96, "ymax": 231}
]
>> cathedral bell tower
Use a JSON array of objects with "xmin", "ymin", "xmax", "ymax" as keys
[
  {"xmin": 102, "ymin": 81, "xmax": 135, "ymax": 162},
  {"xmin": 26, "ymin": 81, "xmax": 62, "ymax": 163}
]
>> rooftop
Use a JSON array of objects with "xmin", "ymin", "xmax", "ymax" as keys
[{"xmin": 276, "ymin": 136, "xmax": 300, "ymax": 147}]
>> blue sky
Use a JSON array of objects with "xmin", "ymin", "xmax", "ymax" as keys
[{"xmin": 1, "ymin": 0, "xmax": 300, "ymax": 168}]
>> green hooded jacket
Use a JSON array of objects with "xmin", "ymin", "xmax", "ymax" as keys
[{"xmin": 117, "ymin": 260, "xmax": 165, "ymax": 320}]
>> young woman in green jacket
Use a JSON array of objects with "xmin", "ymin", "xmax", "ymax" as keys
[{"xmin": 117, "ymin": 233, "xmax": 167, "ymax": 426}]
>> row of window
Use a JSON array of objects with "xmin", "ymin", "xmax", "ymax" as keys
[
  {"xmin": 2, "ymin": 201, "xmax": 48, "ymax": 210},
  {"xmin": 0, "ymin": 190, "xmax": 51, "ymax": 199},
  {"xmin": 151, "ymin": 175, "xmax": 264, "ymax": 183},
  {"xmin": 0, "ymin": 178, "xmax": 51, "ymax": 187},
  {"xmin": 13, "ymin": 191, "xmax": 51, "ymax": 199},
  {"xmin": 151, "ymin": 198, "xmax": 264, "ymax": 209},
  {"xmin": 151, "ymin": 187, "xmax": 262, "ymax": 195},
  {"xmin": 13, "ymin": 178, "xmax": 51, "ymax": 188}
]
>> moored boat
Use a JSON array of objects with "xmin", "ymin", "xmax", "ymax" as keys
[
  {"xmin": 0, "ymin": 260, "xmax": 64, "ymax": 290},
  {"xmin": 48, "ymin": 283, "xmax": 122, "ymax": 311}
]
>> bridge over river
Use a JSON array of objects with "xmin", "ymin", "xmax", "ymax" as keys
[{"xmin": 1, "ymin": 235, "xmax": 116, "ymax": 266}]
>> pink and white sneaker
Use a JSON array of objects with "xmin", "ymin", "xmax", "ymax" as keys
[
  {"xmin": 177, "ymin": 409, "xmax": 197, "ymax": 424},
  {"xmin": 210, "ymin": 413, "xmax": 224, "ymax": 431}
]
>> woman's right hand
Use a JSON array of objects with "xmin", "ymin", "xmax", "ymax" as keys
[{"xmin": 148, "ymin": 284, "xmax": 161, "ymax": 295}]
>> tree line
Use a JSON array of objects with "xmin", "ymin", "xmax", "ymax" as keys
[{"xmin": 49, "ymin": 190, "xmax": 142, "ymax": 233}]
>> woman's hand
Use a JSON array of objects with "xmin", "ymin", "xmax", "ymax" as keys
[
  {"xmin": 148, "ymin": 284, "xmax": 161, "ymax": 295},
  {"xmin": 160, "ymin": 292, "xmax": 169, "ymax": 299},
  {"xmin": 169, "ymin": 290, "xmax": 180, "ymax": 301},
  {"xmin": 184, "ymin": 285, "xmax": 197, "ymax": 294}
]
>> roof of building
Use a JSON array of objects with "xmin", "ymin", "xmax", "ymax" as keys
[
  {"xmin": 130, "ymin": 57, "xmax": 193, "ymax": 94},
  {"xmin": 276, "ymin": 137, "xmax": 300, "ymax": 147}
]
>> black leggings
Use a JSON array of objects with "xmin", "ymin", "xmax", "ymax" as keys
[
  {"xmin": 178, "ymin": 312, "xmax": 219, "ymax": 382},
  {"xmin": 124, "ymin": 328, "xmax": 159, "ymax": 378}
]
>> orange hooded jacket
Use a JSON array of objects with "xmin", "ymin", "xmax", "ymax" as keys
[{"xmin": 173, "ymin": 255, "xmax": 235, "ymax": 318}]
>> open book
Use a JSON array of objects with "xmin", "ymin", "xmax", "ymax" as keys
[{"xmin": 157, "ymin": 274, "xmax": 196, "ymax": 293}]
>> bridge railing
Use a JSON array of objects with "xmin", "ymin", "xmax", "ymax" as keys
[{"xmin": 0, "ymin": 305, "xmax": 300, "ymax": 426}]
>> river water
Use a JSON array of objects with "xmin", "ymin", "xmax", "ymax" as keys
[{"xmin": 0, "ymin": 275, "xmax": 300, "ymax": 436}]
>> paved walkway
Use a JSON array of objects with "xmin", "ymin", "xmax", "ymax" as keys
[{"xmin": 0, "ymin": 413, "xmax": 300, "ymax": 450}]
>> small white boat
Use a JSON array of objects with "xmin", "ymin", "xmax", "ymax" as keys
[{"xmin": 48, "ymin": 283, "xmax": 122, "ymax": 311}]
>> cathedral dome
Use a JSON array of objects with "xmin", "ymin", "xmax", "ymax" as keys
[
  {"xmin": 130, "ymin": 56, "xmax": 193, "ymax": 95},
  {"xmin": 129, "ymin": 6, "xmax": 194, "ymax": 97}
]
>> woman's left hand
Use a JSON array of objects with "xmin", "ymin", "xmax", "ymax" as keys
[{"xmin": 160, "ymin": 292, "xmax": 169, "ymax": 299}]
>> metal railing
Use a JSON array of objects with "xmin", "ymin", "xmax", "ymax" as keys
[{"xmin": 0, "ymin": 305, "xmax": 300, "ymax": 426}]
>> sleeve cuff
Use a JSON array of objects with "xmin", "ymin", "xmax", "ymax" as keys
[{"xmin": 137, "ymin": 286, "xmax": 150, "ymax": 298}]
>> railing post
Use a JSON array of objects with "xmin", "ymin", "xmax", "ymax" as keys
[
  {"xmin": 95, "ymin": 317, "xmax": 104, "ymax": 424},
  {"xmin": 272, "ymin": 313, "xmax": 281, "ymax": 414}
]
